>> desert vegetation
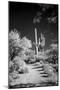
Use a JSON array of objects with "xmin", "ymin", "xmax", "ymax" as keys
[{"xmin": 8, "ymin": 29, "xmax": 58, "ymax": 88}]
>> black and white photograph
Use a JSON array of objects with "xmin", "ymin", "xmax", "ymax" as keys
[{"xmin": 8, "ymin": 1, "xmax": 58, "ymax": 88}]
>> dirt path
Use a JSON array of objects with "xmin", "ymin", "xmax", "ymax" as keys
[{"xmin": 10, "ymin": 61, "xmax": 55, "ymax": 86}]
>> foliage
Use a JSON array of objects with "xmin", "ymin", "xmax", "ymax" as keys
[{"xmin": 9, "ymin": 29, "xmax": 58, "ymax": 86}]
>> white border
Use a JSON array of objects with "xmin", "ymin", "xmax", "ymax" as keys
[{"xmin": 0, "ymin": 0, "xmax": 60, "ymax": 90}]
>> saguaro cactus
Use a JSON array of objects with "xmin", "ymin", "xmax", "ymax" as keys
[{"xmin": 34, "ymin": 28, "xmax": 45, "ymax": 56}]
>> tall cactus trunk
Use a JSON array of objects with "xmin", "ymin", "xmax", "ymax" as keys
[{"xmin": 35, "ymin": 28, "xmax": 38, "ymax": 56}]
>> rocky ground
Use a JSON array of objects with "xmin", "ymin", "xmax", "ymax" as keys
[{"xmin": 9, "ymin": 60, "xmax": 58, "ymax": 88}]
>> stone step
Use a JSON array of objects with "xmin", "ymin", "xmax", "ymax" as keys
[
  {"xmin": 40, "ymin": 74, "xmax": 48, "ymax": 77},
  {"xmin": 32, "ymin": 65, "xmax": 44, "ymax": 68},
  {"xmin": 32, "ymin": 65, "xmax": 43, "ymax": 67},
  {"xmin": 41, "ymin": 75, "xmax": 48, "ymax": 77},
  {"xmin": 31, "ymin": 63, "xmax": 43, "ymax": 66},
  {"xmin": 32, "ymin": 66, "xmax": 43, "ymax": 69},
  {"xmin": 37, "ymin": 70, "xmax": 45, "ymax": 73},
  {"xmin": 33, "ymin": 68, "xmax": 44, "ymax": 71},
  {"xmin": 40, "ymin": 72, "xmax": 47, "ymax": 74}
]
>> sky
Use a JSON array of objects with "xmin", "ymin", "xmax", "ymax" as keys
[{"xmin": 9, "ymin": 1, "xmax": 58, "ymax": 50}]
